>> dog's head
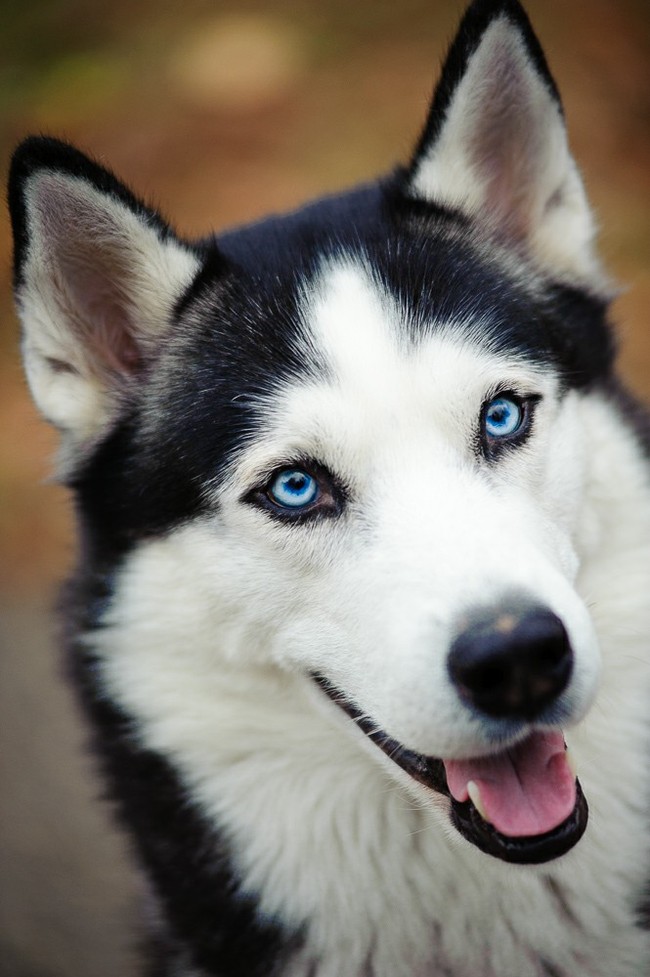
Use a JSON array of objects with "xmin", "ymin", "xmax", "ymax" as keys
[{"xmin": 10, "ymin": 0, "xmax": 616, "ymax": 864}]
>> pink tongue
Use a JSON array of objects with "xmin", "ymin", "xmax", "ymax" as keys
[{"xmin": 444, "ymin": 731, "xmax": 576, "ymax": 837}]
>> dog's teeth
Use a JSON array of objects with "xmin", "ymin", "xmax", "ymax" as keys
[
  {"xmin": 467, "ymin": 780, "xmax": 490, "ymax": 823},
  {"xmin": 566, "ymin": 748, "xmax": 578, "ymax": 780}
]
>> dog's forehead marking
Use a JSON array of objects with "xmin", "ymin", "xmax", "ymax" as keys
[
  {"xmin": 306, "ymin": 260, "xmax": 404, "ymax": 391},
  {"xmin": 228, "ymin": 258, "xmax": 552, "ymax": 487},
  {"xmin": 301, "ymin": 257, "xmax": 541, "ymax": 399},
  {"xmin": 304, "ymin": 258, "xmax": 549, "ymax": 406}
]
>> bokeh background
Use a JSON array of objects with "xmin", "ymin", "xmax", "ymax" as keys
[{"xmin": 1, "ymin": 1, "xmax": 649, "ymax": 975}]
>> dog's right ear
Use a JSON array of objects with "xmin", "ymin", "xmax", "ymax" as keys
[{"xmin": 9, "ymin": 137, "xmax": 203, "ymax": 475}]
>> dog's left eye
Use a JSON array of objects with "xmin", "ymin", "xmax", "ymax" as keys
[
  {"xmin": 481, "ymin": 393, "xmax": 536, "ymax": 458},
  {"xmin": 483, "ymin": 396, "xmax": 523, "ymax": 439}
]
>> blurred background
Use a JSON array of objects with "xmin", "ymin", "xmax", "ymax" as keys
[{"xmin": 0, "ymin": 1, "xmax": 648, "ymax": 975}]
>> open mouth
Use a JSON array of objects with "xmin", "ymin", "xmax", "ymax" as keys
[{"xmin": 313, "ymin": 674, "xmax": 588, "ymax": 864}]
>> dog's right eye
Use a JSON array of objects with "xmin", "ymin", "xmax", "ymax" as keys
[
  {"xmin": 268, "ymin": 469, "xmax": 320, "ymax": 509},
  {"xmin": 245, "ymin": 462, "xmax": 344, "ymax": 522}
]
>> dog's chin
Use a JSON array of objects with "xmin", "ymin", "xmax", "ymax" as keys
[{"xmin": 312, "ymin": 674, "xmax": 588, "ymax": 865}]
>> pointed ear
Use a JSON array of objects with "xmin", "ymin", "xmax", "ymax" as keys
[
  {"xmin": 406, "ymin": 0, "xmax": 606, "ymax": 288},
  {"xmin": 9, "ymin": 137, "xmax": 202, "ymax": 473}
]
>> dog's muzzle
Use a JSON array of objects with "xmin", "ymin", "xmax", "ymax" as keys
[{"xmin": 313, "ymin": 603, "xmax": 589, "ymax": 864}]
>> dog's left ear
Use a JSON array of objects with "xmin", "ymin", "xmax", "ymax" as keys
[{"xmin": 406, "ymin": 0, "xmax": 606, "ymax": 289}]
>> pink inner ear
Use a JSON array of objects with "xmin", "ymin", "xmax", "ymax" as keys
[
  {"xmin": 34, "ymin": 173, "xmax": 145, "ymax": 379},
  {"xmin": 464, "ymin": 32, "xmax": 551, "ymax": 245},
  {"xmin": 71, "ymin": 263, "xmax": 143, "ymax": 377},
  {"xmin": 469, "ymin": 121, "xmax": 543, "ymax": 246},
  {"xmin": 93, "ymin": 302, "xmax": 143, "ymax": 376}
]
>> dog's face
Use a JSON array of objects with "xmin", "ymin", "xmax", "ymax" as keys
[
  {"xmin": 210, "ymin": 266, "xmax": 598, "ymax": 737},
  {"xmin": 10, "ymin": 0, "xmax": 615, "ymax": 864},
  {"xmin": 146, "ymin": 251, "xmax": 601, "ymax": 863}
]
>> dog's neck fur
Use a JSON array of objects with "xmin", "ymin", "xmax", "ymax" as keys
[{"xmin": 94, "ymin": 390, "xmax": 650, "ymax": 977}]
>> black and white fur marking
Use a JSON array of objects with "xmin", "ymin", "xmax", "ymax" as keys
[{"xmin": 9, "ymin": 1, "xmax": 650, "ymax": 975}]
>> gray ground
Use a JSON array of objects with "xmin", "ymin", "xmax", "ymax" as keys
[{"xmin": 0, "ymin": 600, "xmax": 139, "ymax": 977}]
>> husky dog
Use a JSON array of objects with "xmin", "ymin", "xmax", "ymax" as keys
[{"xmin": 9, "ymin": 0, "xmax": 650, "ymax": 974}]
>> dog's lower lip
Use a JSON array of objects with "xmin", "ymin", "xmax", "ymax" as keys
[
  {"xmin": 449, "ymin": 783, "xmax": 588, "ymax": 864},
  {"xmin": 312, "ymin": 673, "xmax": 588, "ymax": 863}
]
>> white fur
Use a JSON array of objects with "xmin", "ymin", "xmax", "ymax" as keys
[{"xmin": 95, "ymin": 261, "xmax": 650, "ymax": 976}]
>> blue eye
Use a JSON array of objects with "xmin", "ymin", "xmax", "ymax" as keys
[
  {"xmin": 484, "ymin": 396, "xmax": 524, "ymax": 440},
  {"xmin": 268, "ymin": 468, "xmax": 320, "ymax": 509}
]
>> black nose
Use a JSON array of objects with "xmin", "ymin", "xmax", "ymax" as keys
[{"xmin": 448, "ymin": 606, "xmax": 573, "ymax": 721}]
